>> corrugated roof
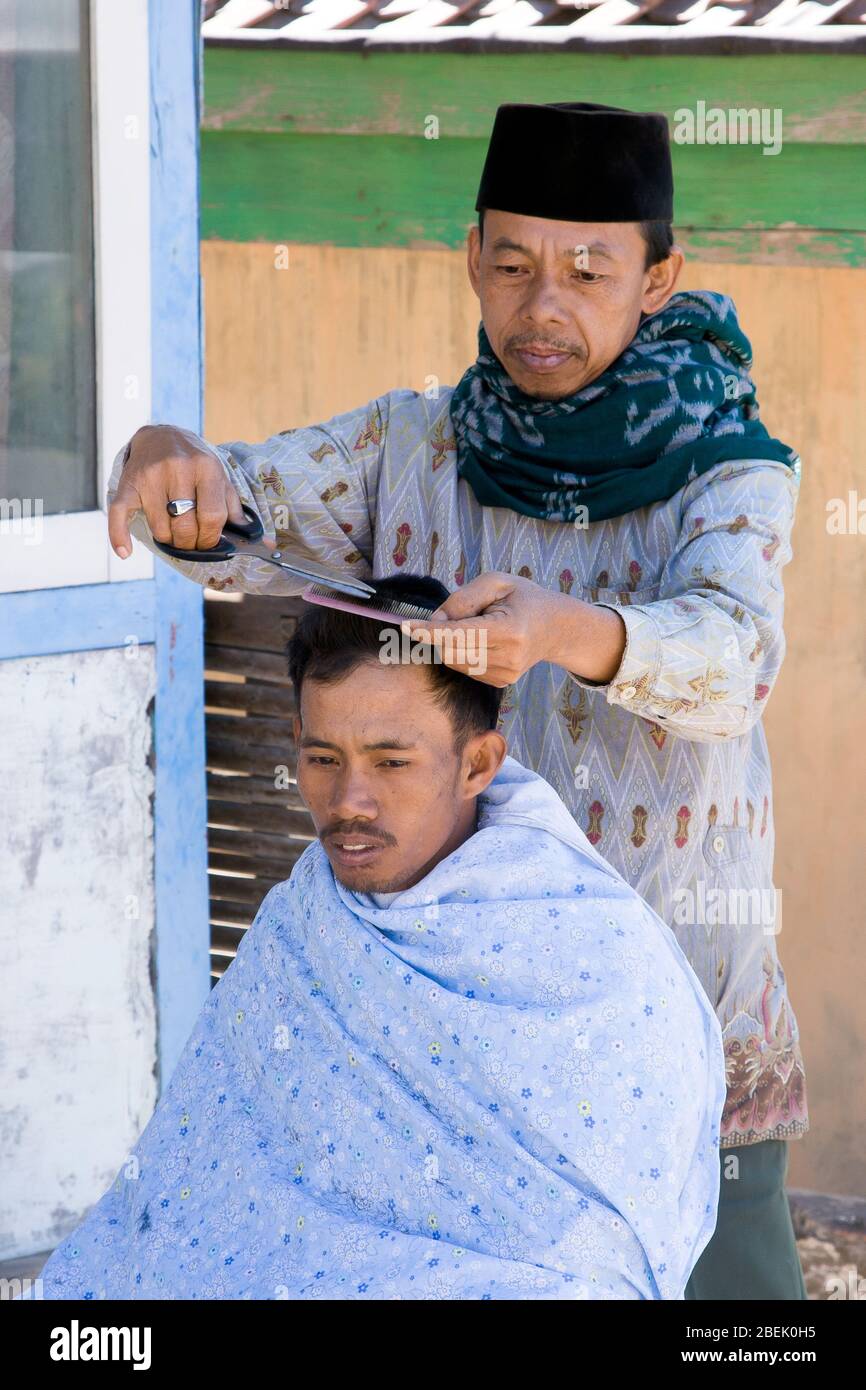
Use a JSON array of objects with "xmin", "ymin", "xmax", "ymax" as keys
[{"xmin": 202, "ymin": 0, "xmax": 866, "ymax": 49}]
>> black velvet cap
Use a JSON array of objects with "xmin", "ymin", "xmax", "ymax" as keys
[{"xmin": 475, "ymin": 102, "xmax": 674, "ymax": 223}]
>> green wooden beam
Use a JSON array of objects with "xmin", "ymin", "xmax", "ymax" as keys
[
  {"xmin": 202, "ymin": 50, "xmax": 866, "ymax": 144},
  {"xmin": 675, "ymin": 228, "xmax": 866, "ymax": 268},
  {"xmin": 201, "ymin": 131, "xmax": 866, "ymax": 264}
]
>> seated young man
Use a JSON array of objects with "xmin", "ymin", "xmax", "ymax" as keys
[{"xmin": 35, "ymin": 575, "xmax": 725, "ymax": 1301}]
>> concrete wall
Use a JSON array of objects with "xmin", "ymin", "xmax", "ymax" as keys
[
  {"xmin": 201, "ymin": 238, "xmax": 866, "ymax": 1198},
  {"xmin": 0, "ymin": 0, "xmax": 207, "ymax": 1268},
  {"xmin": 0, "ymin": 646, "xmax": 158, "ymax": 1259}
]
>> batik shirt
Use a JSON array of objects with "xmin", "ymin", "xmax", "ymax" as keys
[{"xmin": 112, "ymin": 386, "xmax": 808, "ymax": 1149}]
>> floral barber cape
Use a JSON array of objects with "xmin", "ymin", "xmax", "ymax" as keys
[{"xmin": 35, "ymin": 757, "xmax": 724, "ymax": 1301}]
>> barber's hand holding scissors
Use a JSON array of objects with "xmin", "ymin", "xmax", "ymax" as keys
[
  {"xmin": 106, "ymin": 422, "xmax": 374, "ymax": 598},
  {"xmin": 400, "ymin": 571, "xmax": 626, "ymax": 687},
  {"xmin": 107, "ymin": 424, "xmax": 261, "ymax": 559}
]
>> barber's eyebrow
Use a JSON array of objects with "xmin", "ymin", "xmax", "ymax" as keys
[
  {"xmin": 491, "ymin": 236, "xmax": 619, "ymax": 264},
  {"xmin": 299, "ymin": 736, "xmax": 419, "ymax": 752}
]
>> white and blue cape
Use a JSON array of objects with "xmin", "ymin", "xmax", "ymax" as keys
[{"xmin": 36, "ymin": 756, "xmax": 724, "ymax": 1300}]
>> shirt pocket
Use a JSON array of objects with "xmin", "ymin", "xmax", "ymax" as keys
[{"xmin": 702, "ymin": 822, "xmax": 753, "ymax": 870}]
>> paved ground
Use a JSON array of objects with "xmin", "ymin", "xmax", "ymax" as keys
[
  {"xmin": 791, "ymin": 1193, "xmax": 866, "ymax": 1301},
  {"xmin": 799, "ymin": 1230, "xmax": 865, "ymax": 1300}
]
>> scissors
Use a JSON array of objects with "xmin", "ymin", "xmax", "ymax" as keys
[{"xmin": 153, "ymin": 502, "xmax": 377, "ymax": 600}]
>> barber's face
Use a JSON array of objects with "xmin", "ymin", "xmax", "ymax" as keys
[
  {"xmin": 466, "ymin": 209, "xmax": 682, "ymax": 399},
  {"xmin": 293, "ymin": 659, "xmax": 505, "ymax": 894}
]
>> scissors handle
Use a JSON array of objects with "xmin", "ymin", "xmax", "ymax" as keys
[{"xmin": 153, "ymin": 503, "xmax": 263, "ymax": 562}]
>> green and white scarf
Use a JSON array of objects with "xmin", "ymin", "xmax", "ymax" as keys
[{"xmin": 450, "ymin": 290, "xmax": 800, "ymax": 523}]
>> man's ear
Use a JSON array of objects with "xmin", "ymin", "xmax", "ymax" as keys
[
  {"xmin": 292, "ymin": 713, "xmax": 301, "ymax": 746},
  {"xmin": 463, "ymin": 729, "xmax": 507, "ymax": 800},
  {"xmin": 466, "ymin": 222, "xmax": 482, "ymax": 298},
  {"xmin": 641, "ymin": 245, "xmax": 685, "ymax": 316}
]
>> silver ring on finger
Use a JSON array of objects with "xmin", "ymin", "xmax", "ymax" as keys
[{"xmin": 166, "ymin": 498, "xmax": 197, "ymax": 518}]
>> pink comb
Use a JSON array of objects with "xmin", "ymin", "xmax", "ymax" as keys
[{"xmin": 302, "ymin": 582, "xmax": 438, "ymax": 626}]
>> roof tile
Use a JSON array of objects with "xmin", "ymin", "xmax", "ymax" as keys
[{"xmin": 202, "ymin": 0, "xmax": 866, "ymax": 41}]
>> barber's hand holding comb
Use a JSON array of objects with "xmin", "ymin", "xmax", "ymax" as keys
[{"xmin": 400, "ymin": 571, "xmax": 626, "ymax": 687}]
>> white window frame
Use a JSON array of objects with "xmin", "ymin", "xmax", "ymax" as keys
[{"xmin": 0, "ymin": 0, "xmax": 153, "ymax": 594}]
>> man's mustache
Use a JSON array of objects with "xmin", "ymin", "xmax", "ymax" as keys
[
  {"xmin": 321, "ymin": 822, "xmax": 396, "ymax": 847},
  {"xmin": 507, "ymin": 335, "xmax": 587, "ymax": 360}
]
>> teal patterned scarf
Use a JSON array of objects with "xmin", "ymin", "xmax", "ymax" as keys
[{"xmin": 450, "ymin": 290, "xmax": 800, "ymax": 523}]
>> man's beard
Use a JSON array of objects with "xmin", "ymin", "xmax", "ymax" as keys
[{"xmin": 333, "ymin": 863, "xmax": 408, "ymax": 894}]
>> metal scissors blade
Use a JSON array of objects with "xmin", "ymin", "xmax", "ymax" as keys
[
  {"xmin": 153, "ymin": 503, "xmax": 377, "ymax": 598},
  {"xmin": 263, "ymin": 546, "xmax": 377, "ymax": 598}
]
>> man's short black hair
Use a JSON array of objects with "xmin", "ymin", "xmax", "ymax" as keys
[
  {"xmin": 287, "ymin": 573, "xmax": 503, "ymax": 753},
  {"xmin": 477, "ymin": 206, "xmax": 674, "ymax": 270}
]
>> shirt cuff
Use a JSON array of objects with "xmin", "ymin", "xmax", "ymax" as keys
[{"xmin": 567, "ymin": 602, "xmax": 663, "ymax": 707}]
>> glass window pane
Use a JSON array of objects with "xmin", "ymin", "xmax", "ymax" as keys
[{"xmin": 0, "ymin": 0, "xmax": 96, "ymax": 516}]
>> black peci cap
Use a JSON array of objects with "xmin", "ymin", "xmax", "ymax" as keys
[{"xmin": 475, "ymin": 102, "xmax": 674, "ymax": 223}]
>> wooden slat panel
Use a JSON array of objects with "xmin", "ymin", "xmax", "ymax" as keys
[
  {"xmin": 204, "ymin": 593, "xmax": 315, "ymax": 963},
  {"xmin": 204, "ymin": 644, "xmax": 293, "ymax": 683},
  {"xmin": 207, "ymin": 825, "xmax": 311, "ymax": 860},
  {"xmin": 205, "ymin": 679, "xmax": 297, "ymax": 717},
  {"xmin": 209, "ymin": 872, "xmax": 283, "ymax": 906},
  {"xmin": 207, "ymin": 713, "xmax": 296, "ymax": 755},
  {"xmin": 210, "ymin": 898, "xmax": 256, "ymax": 927},
  {"xmin": 207, "ymin": 798, "xmax": 315, "ymax": 836},
  {"xmin": 207, "ymin": 772, "xmax": 307, "ymax": 808},
  {"xmin": 210, "ymin": 846, "xmax": 304, "ymax": 877},
  {"xmin": 206, "ymin": 738, "xmax": 297, "ymax": 776},
  {"xmin": 208, "ymin": 882, "xmax": 261, "ymax": 909},
  {"xmin": 204, "ymin": 594, "xmax": 303, "ymax": 651},
  {"xmin": 211, "ymin": 924, "xmax": 246, "ymax": 956}
]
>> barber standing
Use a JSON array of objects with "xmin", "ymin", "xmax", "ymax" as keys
[{"xmin": 108, "ymin": 102, "xmax": 808, "ymax": 1300}]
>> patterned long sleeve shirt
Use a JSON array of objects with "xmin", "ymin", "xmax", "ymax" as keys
[{"xmin": 111, "ymin": 387, "xmax": 808, "ymax": 1149}]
